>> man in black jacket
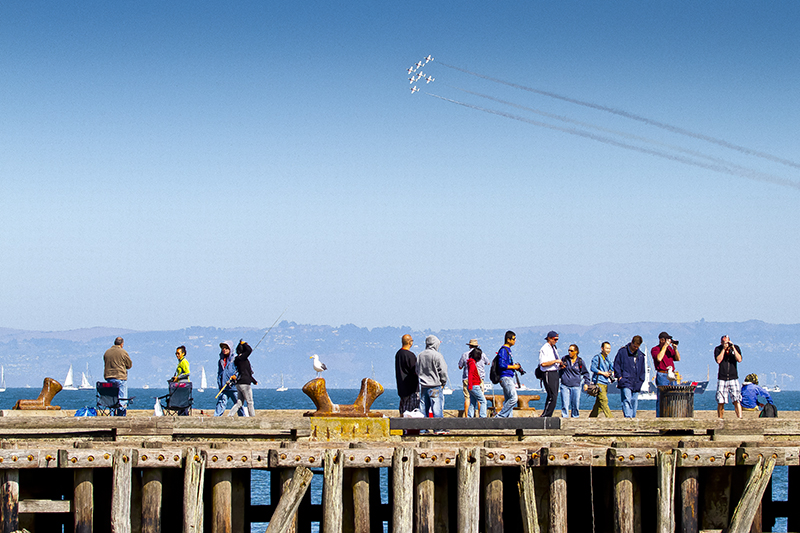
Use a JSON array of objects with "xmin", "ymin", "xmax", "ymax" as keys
[
  {"xmin": 394, "ymin": 334, "xmax": 418, "ymax": 416},
  {"xmin": 715, "ymin": 335, "xmax": 743, "ymax": 419}
]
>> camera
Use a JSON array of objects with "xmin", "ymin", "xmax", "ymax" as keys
[{"xmin": 518, "ymin": 366, "xmax": 527, "ymax": 376}]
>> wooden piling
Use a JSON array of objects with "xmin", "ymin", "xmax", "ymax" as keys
[
  {"xmin": 74, "ymin": 468, "xmax": 93, "ymax": 533},
  {"xmin": 729, "ymin": 457, "xmax": 776, "ymax": 533},
  {"xmin": 392, "ymin": 447, "xmax": 414, "ymax": 533},
  {"xmin": 678, "ymin": 467, "xmax": 698, "ymax": 533},
  {"xmin": 141, "ymin": 469, "xmax": 163, "ymax": 533},
  {"xmin": 1, "ymin": 470, "xmax": 19, "ymax": 533},
  {"xmin": 211, "ymin": 469, "xmax": 232, "ymax": 533},
  {"xmin": 484, "ymin": 466, "xmax": 503, "ymax": 533},
  {"xmin": 415, "ymin": 467, "xmax": 435, "ymax": 533},
  {"xmin": 614, "ymin": 467, "xmax": 634, "ymax": 533},
  {"xmin": 549, "ymin": 467, "xmax": 567, "ymax": 533},
  {"xmin": 184, "ymin": 448, "xmax": 206, "ymax": 533},
  {"xmin": 323, "ymin": 449, "xmax": 344, "ymax": 533},
  {"xmin": 267, "ymin": 467, "xmax": 314, "ymax": 533},
  {"xmin": 433, "ymin": 468, "xmax": 450, "ymax": 533},
  {"xmin": 456, "ymin": 447, "xmax": 480, "ymax": 533},
  {"xmin": 656, "ymin": 450, "xmax": 676, "ymax": 533},
  {"xmin": 111, "ymin": 448, "xmax": 133, "ymax": 533},
  {"xmin": 702, "ymin": 468, "xmax": 732, "ymax": 530},
  {"xmin": 278, "ymin": 469, "xmax": 298, "ymax": 533},
  {"xmin": 518, "ymin": 465, "xmax": 540, "ymax": 533},
  {"xmin": 351, "ymin": 468, "xmax": 370, "ymax": 533}
]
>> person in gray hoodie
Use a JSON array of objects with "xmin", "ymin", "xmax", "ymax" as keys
[{"xmin": 417, "ymin": 335, "xmax": 449, "ymax": 418}]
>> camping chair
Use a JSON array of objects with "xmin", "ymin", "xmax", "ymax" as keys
[
  {"xmin": 96, "ymin": 381, "xmax": 133, "ymax": 416},
  {"xmin": 158, "ymin": 381, "xmax": 193, "ymax": 416}
]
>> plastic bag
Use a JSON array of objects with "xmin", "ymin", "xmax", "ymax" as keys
[
  {"xmin": 154, "ymin": 397, "xmax": 164, "ymax": 416},
  {"xmin": 75, "ymin": 407, "xmax": 97, "ymax": 417}
]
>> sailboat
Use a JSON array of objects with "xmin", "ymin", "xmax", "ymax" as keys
[
  {"xmin": 198, "ymin": 367, "xmax": 207, "ymax": 392},
  {"xmin": 638, "ymin": 358, "xmax": 656, "ymax": 401},
  {"xmin": 79, "ymin": 372, "xmax": 93, "ymax": 390},
  {"xmin": 62, "ymin": 365, "xmax": 78, "ymax": 390},
  {"xmin": 0, "ymin": 366, "xmax": 6, "ymax": 392},
  {"xmin": 277, "ymin": 374, "xmax": 288, "ymax": 392}
]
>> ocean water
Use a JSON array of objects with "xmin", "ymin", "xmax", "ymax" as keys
[{"xmin": 0, "ymin": 387, "xmax": 793, "ymax": 532}]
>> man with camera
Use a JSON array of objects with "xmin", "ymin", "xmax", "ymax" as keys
[
  {"xmin": 651, "ymin": 332, "xmax": 681, "ymax": 416},
  {"xmin": 715, "ymin": 335, "xmax": 743, "ymax": 419},
  {"xmin": 495, "ymin": 330, "xmax": 524, "ymax": 418}
]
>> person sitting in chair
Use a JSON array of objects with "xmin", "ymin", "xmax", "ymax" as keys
[{"xmin": 171, "ymin": 346, "xmax": 191, "ymax": 383}]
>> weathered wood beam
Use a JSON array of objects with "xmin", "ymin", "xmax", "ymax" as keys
[
  {"xmin": 678, "ymin": 467, "xmax": 699, "ymax": 533},
  {"xmin": 702, "ymin": 468, "xmax": 732, "ymax": 530},
  {"xmin": 74, "ymin": 468, "xmax": 93, "ymax": 533},
  {"xmin": 518, "ymin": 464, "xmax": 540, "ymax": 533},
  {"xmin": 656, "ymin": 450, "xmax": 676, "ymax": 533},
  {"xmin": 456, "ymin": 447, "xmax": 480, "ymax": 533},
  {"xmin": 728, "ymin": 457, "xmax": 776, "ymax": 533},
  {"xmin": 141, "ymin": 469, "xmax": 163, "ymax": 533},
  {"xmin": 415, "ymin": 467, "xmax": 435, "ymax": 533},
  {"xmin": 392, "ymin": 447, "xmax": 414, "ymax": 533},
  {"xmin": 484, "ymin": 466, "xmax": 503, "ymax": 533},
  {"xmin": 351, "ymin": 468, "xmax": 370, "ymax": 533},
  {"xmin": 614, "ymin": 467, "xmax": 634, "ymax": 533},
  {"xmin": 112, "ymin": 448, "xmax": 134, "ymax": 533},
  {"xmin": 266, "ymin": 467, "xmax": 314, "ymax": 533},
  {"xmin": 1, "ymin": 470, "xmax": 19, "ymax": 533},
  {"xmin": 183, "ymin": 448, "xmax": 206, "ymax": 533},
  {"xmin": 278, "ymin": 469, "xmax": 299, "ymax": 533},
  {"xmin": 549, "ymin": 467, "xmax": 567, "ymax": 533},
  {"xmin": 211, "ymin": 469, "xmax": 232, "ymax": 533},
  {"xmin": 323, "ymin": 449, "xmax": 344, "ymax": 533}
]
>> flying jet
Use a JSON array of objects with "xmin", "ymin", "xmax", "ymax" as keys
[
  {"xmin": 424, "ymin": 55, "xmax": 434, "ymax": 63},
  {"xmin": 426, "ymin": 76, "xmax": 435, "ymax": 83},
  {"xmin": 410, "ymin": 86, "xmax": 419, "ymax": 93},
  {"xmin": 409, "ymin": 77, "xmax": 415, "ymax": 84},
  {"xmin": 415, "ymin": 61, "xmax": 423, "ymax": 68},
  {"xmin": 407, "ymin": 66, "xmax": 416, "ymax": 74}
]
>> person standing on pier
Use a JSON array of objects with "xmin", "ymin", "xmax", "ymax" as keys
[
  {"xmin": 458, "ymin": 339, "xmax": 489, "ymax": 416},
  {"xmin": 215, "ymin": 342, "xmax": 244, "ymax": 417},
  {"xmin": 614, "ymin": 336, "xmax": 646, "ymax": 418},
  {"xmin": 714, "ymin": 335, "xmax": 743, "ymax": 419},
  {"xmin": 495, "ymin": 331, "xmax": 522, "ymax": 418},
  {"xmin": 651, "ymin": 331, "xmax": 681, "ymax": 415},
  {"xmin": 103, "ymin": 336, "xmax": 132, "ymax": 416},
  {"xmin": 394, "ymin": 334, "xmax": 419, "ymax": 416},
  {"xmin": 559, "ymin": 344, "xmax": 590, "ymax": 417},
  {"xmin": 466, "ymin": 346, "xmax": 488, "ymax": 417},
  {"xmin": 538, "ymin": 331, "xmax": 563, "ymax": 417},
  {"xmin": 229, "ymin": 340, "xmax": 258, "ymax": 417},
  {"xmin": 417, "ymin": 335, "xmax": 448, "ymax": 420},
  {"xmin": 589, "ymin": 341, "xmax": 614, "ymax": 417}
]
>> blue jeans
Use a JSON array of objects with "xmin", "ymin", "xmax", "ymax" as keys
[
  {"xmin": 214, "ymin": 387, "xmax": 244, "ymax": 417},
  {"xmin": 654, "ymin": 372, "xmax": 670, "ymax": 416},
  {"xmin": 106, "ymin": 378, "xmax": 127, "ymax": 416},
  {"xmin": 495, "ymin": 376, "xmax": 517, "ymax": 418},
  {"xmin": 560, "ymin": 384, "xmax": 581, "ymax": 417},
  {"xmin": 420, "ymin": 386, "xmax": 444, "ymax": 418},
  {"xmin": 620, "ymin": 387, "xmax": 639, "ymax": 418},
  {"xmin": 468, "ymin": 385, "xmax": 487, "ymax": 418}
]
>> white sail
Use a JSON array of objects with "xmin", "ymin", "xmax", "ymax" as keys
[
  {"xmin": 79, "ymin": 372, "xmax": 93, "ymax": 390},
  {"xmin": 0, "ymin": 366, "xmax": 6, "ymax": 392},
  {"xmin": 199, "ymin": 367, "xmax": 207, "ymax": 392},
  {"xmin": 62, "ymin": 365, "xmax": 77, "ymax": 390},
  {"xmin": 277, "ymin": 373, "xmax": 288, "ymax": 392}
]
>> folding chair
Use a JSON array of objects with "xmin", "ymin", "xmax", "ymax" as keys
[
  {"xmin": 158, "ymin": 381, "xmax": 193, "ymax": 416},
  {"xmin": 96, "ymin": 381, "xmax": 133, "ymax": 416}
]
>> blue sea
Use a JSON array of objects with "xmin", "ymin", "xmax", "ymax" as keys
[{"xmin": 1, "ymin": 387, "xmax": 794, "ymax": 532}]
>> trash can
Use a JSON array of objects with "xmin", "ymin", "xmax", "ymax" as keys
[{"xmin": 657, "ymin": 385, "xmax": 695, "ymax": 417}]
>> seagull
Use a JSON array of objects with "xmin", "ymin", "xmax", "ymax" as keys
[{"xmin": 310, "ymin": 354, "xmax": 327, "ymax": 377}]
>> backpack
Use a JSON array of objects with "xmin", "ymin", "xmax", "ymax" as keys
[
  {"xmin": 760, "ymin": 403, "xmax": 778, "ymax": 418},
  {"xmin": 489, "ymin": 356, "xmax": 501, "ymax": 384}
]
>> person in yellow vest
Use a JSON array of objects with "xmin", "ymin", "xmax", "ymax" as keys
[{"xmin": 171, "ymin": 345, "xmax": 191, "ymax": 383}]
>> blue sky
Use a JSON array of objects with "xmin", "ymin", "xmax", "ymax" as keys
[{"xmin": 2, "ymin": 1, "xmax": 799, "ymax": 332}]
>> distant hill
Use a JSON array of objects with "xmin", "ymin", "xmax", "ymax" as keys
[{"xmin": 0, "ymin": 320, "xmax": 798, "ymax": 390}]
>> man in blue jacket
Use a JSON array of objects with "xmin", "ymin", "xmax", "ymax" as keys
[
  {"xmin": 613, "ymin": 335, "xmax": 646, "ymax": 418},
  {"xmin": 215, "ymin": 342, "xmax": 244, "ymax": 416}
]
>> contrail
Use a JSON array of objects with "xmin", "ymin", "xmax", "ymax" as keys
[
  {"xmin": 447, "ymin": 84, "xmax": 784, "ymax": 180},
  {"xmin": 438, "ymin": 61, "xmax": 800, "ymax": 171},
  {"xmin": 424, "ymin": 91, "xmax": 800, "ymax": 191}
]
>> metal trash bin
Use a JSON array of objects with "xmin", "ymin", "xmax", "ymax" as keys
[{"xmin": 657, "ymin": 384, "xmax": 695, "ymax": 417}]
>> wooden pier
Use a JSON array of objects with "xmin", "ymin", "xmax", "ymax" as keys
[{"xmin": 0, "ymin": 410, "xmax": 799, "ymax": 532}]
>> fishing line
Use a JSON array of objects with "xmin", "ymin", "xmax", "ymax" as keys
[
  {"xmin": 438, "ymin": 61, "xmax": 800, "ymax": 170},
  {"xmin": 252, "ymin": 307, "xmax": 288, "ymax": 352}
]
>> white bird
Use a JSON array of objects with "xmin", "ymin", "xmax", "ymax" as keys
[{"xmin": 310, "ymin": 354, "xmax": 327, "ymax": 377}]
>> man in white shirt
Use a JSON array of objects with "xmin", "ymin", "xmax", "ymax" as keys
[{"xmin": 538, "ymin": 330, "xmax": 563, "ymax": 417}]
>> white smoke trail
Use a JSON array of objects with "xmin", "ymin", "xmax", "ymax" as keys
[
  {"xmin": 425, "ymin": 91, "xmax": 800, "ymax": 191},
  {"xmin": 438, "ymin": 62, "xmax": 800, "ymax": 171}
]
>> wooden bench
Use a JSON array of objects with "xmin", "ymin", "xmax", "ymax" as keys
[{"xmin": 487, "ymin": 394, "xmax": 540, "ymax": 416}]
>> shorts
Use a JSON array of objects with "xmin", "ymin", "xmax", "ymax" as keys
[
  {"xmin": 716, "ymin": 379, "xmax": 742, "ymax": 404},
  {"xmin": 462, "ymin": 379, "xmax": 469, "ymax": 399}
]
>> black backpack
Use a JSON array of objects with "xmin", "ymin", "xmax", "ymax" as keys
[
  {"xmin": 489, "ymin": 356, "xmax": 501, "ymax": 384},
  {"xmin": 760, "ymin": 403, "xmax": 778, "ymax": 418}
]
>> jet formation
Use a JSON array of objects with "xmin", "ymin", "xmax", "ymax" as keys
[{"xmin": 407, "ymin": 55, "xmax": 434, "ymax": 93}]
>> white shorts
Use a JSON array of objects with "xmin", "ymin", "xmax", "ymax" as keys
[{"xmin": 716, "ymin": 379, "xmax": 742, "ymax": 404}]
